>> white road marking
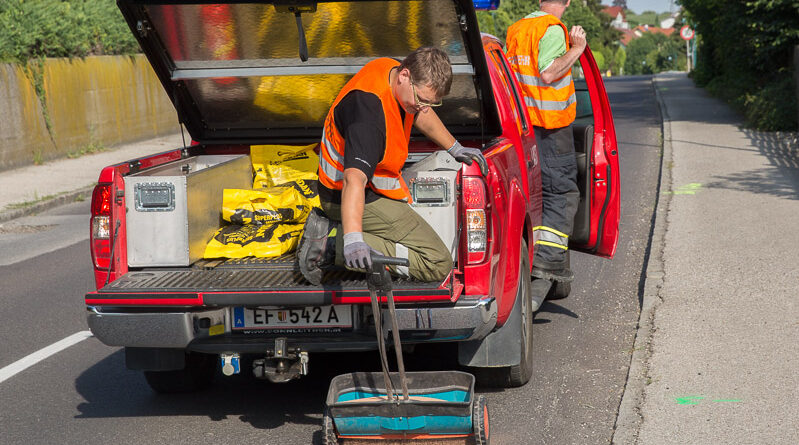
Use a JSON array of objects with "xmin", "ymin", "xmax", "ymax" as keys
[{"xmin": 0, "ymin": 331, "xmax": 93, "ymax": 384}]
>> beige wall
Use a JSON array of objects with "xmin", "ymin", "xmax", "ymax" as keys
[{"xmin": 0, "ymin": 55, "xmax": 179, "ymax": 171}]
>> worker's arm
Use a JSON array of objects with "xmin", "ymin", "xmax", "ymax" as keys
[
  {"xmin": 541, "ymin": 25, "xmax": 587, "ymax": 84},
  {"xmin": 341, "ymin": 167, "xmax": 368, "ymax": 235},
  {"xmin": 413, "ymin": 108, "xmax": 456, "ymax": 149},
  {"xmin": 414, "ymin": 106, "xmax": 489, "ymax": 175}
]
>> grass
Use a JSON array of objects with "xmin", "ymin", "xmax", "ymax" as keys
[
  {"xmin": 67, "ymin": 141, "xmax": 107, "ymax": 159},
  {"xmin": 5, "ymin": 191, "xmax": 61, "ymax": 210}
]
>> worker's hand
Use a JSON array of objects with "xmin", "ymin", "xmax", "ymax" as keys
[
  {"xmin": 343, "ymin": 232, "xmax": 374, "ymax": 270},
  {"xmin": 447, "ymin": 141, "xmax": 489, "ymax": 176},
  {"xmin": 569, "ymin": 26, "xmax": 587, "ymax": 53}
]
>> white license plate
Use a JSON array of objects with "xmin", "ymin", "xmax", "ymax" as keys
[{"xmin": 232, "ymin": 305, "xmax": 352, "ymax": 332}]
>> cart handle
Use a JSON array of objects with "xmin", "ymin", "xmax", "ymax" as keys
[{"xmin": 371, "ymin": 253, "xmax": 410, "ymax": 268}]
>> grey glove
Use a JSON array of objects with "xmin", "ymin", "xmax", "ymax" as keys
[
  {"xmin": 343, "ymin": 232, "xmax": 374, "ymax": 270},
  {"xmin": 447, "ymin": 141, "xmax": 488, "ymax": 176}
]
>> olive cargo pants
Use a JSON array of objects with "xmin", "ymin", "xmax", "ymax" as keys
[{"xmin": 321, "ymin": 197, "xmax": 453, "ymax": 282}]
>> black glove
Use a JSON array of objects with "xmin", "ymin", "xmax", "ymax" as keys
[
  {"xmin": 343, "ymin": 232, "xmax": 374, "ymax": 270},
  {"xmin": 447, "ymin": 141, "xmax": 489, "ymax": 176}
]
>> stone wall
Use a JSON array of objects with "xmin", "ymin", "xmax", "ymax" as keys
[{"xmin": 0, "ymin": 55, "xmax": 179, "ymax": 171}]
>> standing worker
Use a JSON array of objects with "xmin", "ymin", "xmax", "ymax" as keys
[
  {"xmin": 505, "ymin": 0, "xmax": 586, "ymax": 283},
  {"xmin": 297, "ymin": 47, "xmax": 487, "ymax": 285}
]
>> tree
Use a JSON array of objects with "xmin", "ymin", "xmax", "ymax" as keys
[
  {"xmin": 680, "ymin": 0, "xmax": 798, "ymax": 130},
  {"xmin": 614, "ymin": 46, "xmax": 626, "ymax": 75},
  {"xmin": 624, "ymin": 32, "xmax": 684, "ymax": 75}
]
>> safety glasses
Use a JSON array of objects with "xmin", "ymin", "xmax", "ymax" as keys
[{"xmin": 410, "ymin": 78, "xmax": 443, "ymax": 108}]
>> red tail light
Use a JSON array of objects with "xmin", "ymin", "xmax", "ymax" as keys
[
  {"xmin": 91, "ymin": 184, "xmax": 113, "ymax": 270},
  {"xmin": 463, "ymin": 176, "xmax": 489, "ymax": 264}
]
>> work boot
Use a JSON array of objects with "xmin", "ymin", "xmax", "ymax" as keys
[
  {"xmin": 297, "ymin": 208, "xmax": 336, "ymax": 285},
  {"xmin": 531, "ymin": 259, "xmax": 574, "ymax": 283}
]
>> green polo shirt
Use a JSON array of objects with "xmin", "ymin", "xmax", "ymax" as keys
[{"xmin": 526, "ymin": 11, "xmax": 567, "ymax": 73}]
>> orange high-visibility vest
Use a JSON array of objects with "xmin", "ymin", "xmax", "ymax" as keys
[
  {"xmin": 318, "ymin": 58, "xmax": 414, "ymax": 202},
  {"xmin": 506, "ymin": 14, "xmax": 577, "ymax": 129}
]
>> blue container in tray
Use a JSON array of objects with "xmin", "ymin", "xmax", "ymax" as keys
[{"xmin": 326, "ymin": 371, "xmax": 475, "ymax": 437}]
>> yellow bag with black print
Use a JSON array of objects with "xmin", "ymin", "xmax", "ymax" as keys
[
  {"xmin": 252, "ymin": 143, "xmax": 319, "ymax": 188},
  {"xmin": 204, "ymin": 223, "xmax": 304, "ymax": 259},
  {"xmin": 222, "ymin": 186, "xmax": 313, "ymax": 226}
]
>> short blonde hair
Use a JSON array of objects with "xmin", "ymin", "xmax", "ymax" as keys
[{"xmin": 399, "ymin": 47, "xmax": 453, "ymax": 97}]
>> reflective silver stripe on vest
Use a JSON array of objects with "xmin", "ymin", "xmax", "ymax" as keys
[
  {"xmin": 533, "ymin": 227, "xmax": 568, "ymax": 248},
  {"xmin": 321, "ymin": 128, "xmax": 344, "ymax": 165},
  {"xmin": 370, "ymin": 175, "xmax": 402, "ymax": 191},
  {"xmin": 319, "ymin": 154, "xmax": 344, "ymax": 182},
  {"xmin": 524, "ymin": 93, "xmax": 577, "ymax": 111},
  {"xmin": 515, "ymin": 72, "xmax": 572, "ymax": 90}
]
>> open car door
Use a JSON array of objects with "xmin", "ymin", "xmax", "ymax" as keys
[{"xmin": 569, "ymin": 46, "xmax": 620, "ymax": 258}]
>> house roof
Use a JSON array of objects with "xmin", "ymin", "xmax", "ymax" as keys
[
  {"xmin": 619, "ymin": 28, "xmax": 636, "ymax": 46},
  {"xmin": 602, "ymin": 6, "xmax": 626, "ymax": 19},
  {"xmin": 634, "ymin": 25, "xmax": 675, "ymax": 36}
]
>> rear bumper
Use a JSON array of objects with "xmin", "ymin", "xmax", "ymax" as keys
[{"xmin": 87, "ymin": 297, "xmax": 497, "ymax": 352}]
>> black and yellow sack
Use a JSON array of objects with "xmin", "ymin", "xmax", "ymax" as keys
[
  {"xmin": 204, "ymin": 223, "xmax": 304, "ymax": 259},
  {"xmin": 222, "ymin": 185, "xmax": 316, "ymax": 226},
  {"xmin": 252, "ymin": 143, "xmax": 319, "ymax": 188}
]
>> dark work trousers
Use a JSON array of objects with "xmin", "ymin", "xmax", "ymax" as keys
[{"xmin": 534, "ymin": 125, "xmax": 580, "ymax": 269}]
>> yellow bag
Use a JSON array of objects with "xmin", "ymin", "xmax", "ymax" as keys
[
  {"xmin": 276, "ymin": 178, "xmax": 322, "ymax": 209},
  {"xmin": 204, "ymin": 223, "xmax": 304, "ymax": 259},
  {"xmin": 252, "ymin": 143, "xmax": 319, "ymax": 188},
  {"xmin": 222, "ymin": 186, "xmax": 313, "ymax": 226}
]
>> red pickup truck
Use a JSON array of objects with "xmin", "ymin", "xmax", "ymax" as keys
[{"xmin": 86, "ymin": 0, "xmax": 619, "ymax": 393}]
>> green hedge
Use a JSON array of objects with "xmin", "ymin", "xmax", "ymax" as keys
[
  {"xmin": 0, "ymin": 0, "xmax": 139, "ymax": 63},
  {"xmin": 682, "ymin": 0, "xmax": 798, "ymax": 131}
]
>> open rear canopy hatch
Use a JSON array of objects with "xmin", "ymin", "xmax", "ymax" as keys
[{"xmin": 118, "ymin": 0, "xmax": 502, "ymax": 144}]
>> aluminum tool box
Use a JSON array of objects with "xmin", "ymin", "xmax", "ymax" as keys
[{"xmin": 124, "ymin": 154, "xmax": 251, "ymax": 267}]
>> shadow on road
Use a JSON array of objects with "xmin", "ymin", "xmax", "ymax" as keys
[
  {"xmin": 705, "ymin": 130, "xmax": 799, "ymax": 200},
  {"xmin": 73, "ymin": 344, "xmax": 464, "ymax": 443},
  {"xmin": 535, "ymin": 301, "xmax": 579, "ymax": 320}
]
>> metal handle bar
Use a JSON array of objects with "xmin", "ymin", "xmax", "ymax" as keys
[{"xmin": 371, "ymin": 253, "xmax": 410, "ymax": 268}]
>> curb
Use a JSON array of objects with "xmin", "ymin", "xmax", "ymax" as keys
[
  {"xmin": 611, "ymin": 74, "xmax": 674, "ymax": 445},
  {"xmin": 0, "ymin": 185, "xmax": 95, "ymax": 224}
]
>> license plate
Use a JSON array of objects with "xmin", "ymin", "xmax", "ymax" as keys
[{"xmin": 232, "ymin": 305, "xmax": 352, "ymax": 333}]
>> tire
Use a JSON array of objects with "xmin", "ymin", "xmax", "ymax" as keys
[
  {"xmin": 472, "ymin": 395, "xmax": 490, "ymax": 445},
  {"xmin": 143, "ymin": 352, "xmax": 217, "ymax": 394},
  {"xmin": 547, "ymin": 250, "xmax": 571, "ymax": 300},
  {"xmin": 322, "ymin": 408, "xmax": 339, "ymax": 445},
  {"xmin": 507, "ymin": 240, "xmax": 534, "ymax": 387},
  {"xmin": 472, "ymin": 241, "xmax": 534, "ymax": 388}
]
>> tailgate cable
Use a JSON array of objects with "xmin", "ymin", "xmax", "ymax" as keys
[{"xmin": 104, "ymin": 219, "xmax": 122, "ymax": 286}]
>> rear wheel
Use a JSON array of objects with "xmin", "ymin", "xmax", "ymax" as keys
[
  {"xmin": 143, "ymin": 352, "xmax": 217, "ymax": 394},
  {"xmin": 473, "ymin": 241, "xmax": 533, "ymax": 388}
]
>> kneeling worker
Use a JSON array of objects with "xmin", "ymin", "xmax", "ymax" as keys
[{"xmin": 298, "ymin": 47, "xmax": 487, "ymax": 284}]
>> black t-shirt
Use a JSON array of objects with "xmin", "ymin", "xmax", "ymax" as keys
[{"xmin": 319, "ymin": 90, "xmax": 407, "ymax": 204}]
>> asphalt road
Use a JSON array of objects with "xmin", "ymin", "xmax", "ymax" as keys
[{"xmin": 0, "ymin": 75, "xmax": 662, "ymax": 445}]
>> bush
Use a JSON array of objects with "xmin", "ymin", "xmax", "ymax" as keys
[
  {"xmin": 0, "ymin": 0, "xmax": 139, "ymax": 62},
  {"xmin": 682, "ymin": 0, "xmax": 799, "ymax": 131}
]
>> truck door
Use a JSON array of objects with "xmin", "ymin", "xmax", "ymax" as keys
[{"xmin": 569, "ymin": 47, "xmax": 620, "ymax": 259}]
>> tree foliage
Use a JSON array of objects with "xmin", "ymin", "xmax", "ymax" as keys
[
  {"xmin": 0, "ymin": 0, "xmax": 139, "ymax": 63},
  {"xmin": 624, "ymin": 32, "xmax": 685, "ymax": 75},
  {"xmin": 680, "ymin": 0, "xmax": 798, "ymax": 130}
]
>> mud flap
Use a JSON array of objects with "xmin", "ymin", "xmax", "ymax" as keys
[{"xmin": 457, "ymin": 287, "xmax": 523, "ymax": 367}]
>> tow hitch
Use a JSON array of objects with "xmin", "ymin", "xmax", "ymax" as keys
[{"xmin": 252, "ymin": 337, "xmax": 310, "ymax": 383}]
